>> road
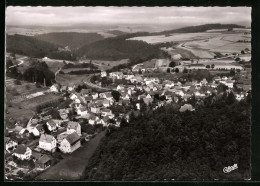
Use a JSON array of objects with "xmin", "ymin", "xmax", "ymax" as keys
[
  {"xmin": 55, "ymin": 67, "xmax": 62, "ymax": 81},
  {"xmin": 36, "ymin": 130, "xmax": 106, "ymax": 180},
  {"xmin": 84, "ymin": 74, "xmax": 112, "ymax": 91},
  {"xmin": 8, "ymin": 56, "xmax": 26, "ymax": 69}
]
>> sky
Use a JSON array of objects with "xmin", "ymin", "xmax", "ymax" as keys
[{"xmin": 6, "ymin": 7, "xmax": 251, "ymax": 27}]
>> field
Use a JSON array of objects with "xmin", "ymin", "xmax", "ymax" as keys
[
  {"xmin": 56, "ymin": 73, "xmax": 89, "ymax": 85},
  {"xmin": 127, "ymin": 32, "xmax": 220, "ymax": 44},
  {"xmin": 62, "ymin": 68, "xmax": 91, "ymax": 74},
  {"xmin": 79, "ymin": 59, "xmax": 129, "ymax": 71}
]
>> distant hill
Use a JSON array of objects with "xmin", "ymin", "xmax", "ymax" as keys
[
  {"xmin": 6, "ymin": 34, "xmax": 58, "ymax": 58},
  {"xmin": 153, "ymin": 24, "xmax": 245, "ymax": 35},
  {"xmin": 77, "ymin": 35, "xmax": 163, "ymax": 61},
  {"xmin": 6, "ymin": 34, "xmax": 77, "ymax": 60},
  {"xmin": 34, "ymin": 32, "xmax": 104, "ymax": 49},
  {"xmin": 106, "ymin": 30, "xmax": 129, "ymax": 36}
]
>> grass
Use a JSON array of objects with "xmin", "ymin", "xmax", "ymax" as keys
[
  {"xmin": 79, "ymin": 59, "xmax": 129, "ymax": 71},
  {"xmin": 56, "ymin": 73, "xmax": 88, "ymax": 85}
]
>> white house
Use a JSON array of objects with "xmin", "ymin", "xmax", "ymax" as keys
[
  {"xmin": 5, "ymin": 137, "xmax": 18, "ymax": 153},
  {"xmin": 13, "ymin": 145, "xmax": 32, "ymax": 160},
  {"xmin": 59, "ymin": 132, "xmax": 81, "ymax": 153},
  {"xmin": 46, "ymin": 120, "xmax": 57, "ymax": 132},
  {"xmin": 101, "ymin": 71, "xmax": 107, "ymax": 77},
  {"xmin": 67, "ymin": 121, "xmax": 81, "ymax": 136},
  {"xmin": 49, "ymin": 84, "xmax": 60, "ymax": 93},
  {"xmin": 39, "ymin": 134, "xmax": 57, "ymax": 152}
]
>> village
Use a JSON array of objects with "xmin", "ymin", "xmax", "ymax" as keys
[{"xmin": 5, "ymin": 50, "xmax": 251, "ymax": 180}]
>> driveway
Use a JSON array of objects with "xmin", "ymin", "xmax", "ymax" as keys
[{"xmin": 36, "ymin": 130, "xmax": 106, "ymax": 180}]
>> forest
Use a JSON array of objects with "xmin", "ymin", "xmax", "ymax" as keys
[{"xmin": 84, "ymin": 92, "xmax": 251, "ymax": 180}]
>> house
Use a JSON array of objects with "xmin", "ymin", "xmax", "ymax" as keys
[
  {"xmin": 67, "ymin": 121, "xmax": 81, "ymax": 136},
  {"xmin": 101, "ymin": 71, "xmax": 107, "ymax": 77},
  {"xmin": 58, "ymin": 109, "xmax": 69, "ymax": 120},
  {"xmin": 121, "ymin": 92, "xmax": 130, "ymax": 100},
  {"xmin": 117, "ymin": 84, "xmax": 126, "ymax": 91},
  {"xmin": 100, "ymin": 92, "xmax": 113, "ymax": 100},
  {"xmin": 103, "ymin": 99, "xmax": 111, "ymax": 108},
  {"xmin": 90, "ymin": 103, "xmax": 101, "ymax": 114},
  {"xmin": 109, "ymin": 72, "xmax": 124, "ymax": 79},
  {"xmin": 85, "ymin": 96, "xmax": 93, "ymax": 104},
  {"xmin": 80, "ymin": 88, "xmax": 92, "ymax": 96},
  {"xmin": 89, "ymin": 115, "xmax": 99, "ymax": 125},
  {"xmin": 39, "ymin": 134, "xmax": 57, "ymax": 152},
  {"xmin": 70, "ymin": 93, "xmax": 79, "ymax": 100},
  {"xmin": 59, "ymin": 132, "xmax": 81, "ymax": 153},
  {"xmin": 98, "ymin": 116, "xmax": 110, "ymax": 127},
  {"xmin": 91, "ymin": 92, "xmax": 99, "ymax": 99},
  {"xmin": 49, "ymin": 84, "xmax": 60, "ymax": 93},
  {"xmin": 101, "ymin": 108, "xmax": 113, "ymax": 117},
  {"xmin": 46, "ymin": 119, "xmax": 57, "ymax": 132},
  {"xmin": 5, "ymin": 137, "xmax": 18, "ymax": 152},
  {"xmin": 67, "ymin": 83, "xmax": 75, "ymax": 92},
  {"xmin": 13, "ymin": 145, "xmax": 32, "ymax": 160},
  {"xmin": 143, "ymin": 98, "xmax": 153, "ymax": 105},
  {"xmin": 60, "ymin": 85, "xmax": 68, "ymax": 92},
  {"xmin": 31, "ymin": 124, "xmax": 45, "ymax": 136},
  {"xmin": 35, "ymin": 154, "xmax": 51, "ymax": 170},
  {"xmin": 201, "ymin": 78, "xmax": 208, "ymax": 86},
  {"xmin": 225, "ymin": 78, "xmax": 234, "ymax": 88},
  {"xmin": 76, "ymin": 106, "xmax": 88, "ymax": 117}
]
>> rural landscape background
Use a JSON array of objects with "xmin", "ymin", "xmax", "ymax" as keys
[{"xmin": 5, "ymin": 7, "xmax": 251, "ymax": 180}]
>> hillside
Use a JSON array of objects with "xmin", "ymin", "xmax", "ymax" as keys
[
  {"xmin": 34, "ymin": 32, "xmax": 104, "ymax": 49},
  {"xmin": 6, "ymin": 34, "xmax": 58, "ymax": 58},
  {"xmin": 153, "ymin": 24, "xmax": 245, "ymax": 35},
  {"xmin": 6, "ymin": 34, "xmax": 77, "ymax": 60},
  {"xmin": 77, "ymin": 35, "xmax": 163, "ymax": 60},
  {"xmin": 84, "ymin": 93, "xmax": 251, "ymax": 180},
  {"xmin": 106, "ymin": 30, "xmax": 129, "ymax": 36}
]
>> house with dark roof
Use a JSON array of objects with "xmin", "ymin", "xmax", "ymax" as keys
[
  {"xmin": 39, "ymin": 134, "xmax": 57, "ymax": 152},
  {"xmin": 5, "ymin": 137, "xmax": 18, "ymax": 153},
  {"xmin": 13, "ymin": 144, "xmax": 32, "ymax": 160},
  {"xmin": 35, "ymin": 154, "xmax": 52, "ymax": 170},
  {"xmin": 59, "ymin": 132, "xmax": 81, "ymax": 153}
]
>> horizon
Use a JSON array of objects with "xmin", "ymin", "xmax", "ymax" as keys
[{"xmin": 6, "ymin": 7, "xmax": 251, "ymax": 29}]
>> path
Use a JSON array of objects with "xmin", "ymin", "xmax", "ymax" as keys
[
  {"xmin": 55, "ymin": 67, "xmax": 62, "ymax": 81},
  {"xmin": 8, "ymin": 56, "xmax": 26, "ymax": 69},
  {"xmin": 36, "ymin": 130, "xmax": 106, "ymax": 180}
]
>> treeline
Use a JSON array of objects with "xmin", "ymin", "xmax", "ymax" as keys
[
  {"xmin": 68, "ymin": 69, "xmax": 101, "ymax": 75},
  {"xmin": 84, "ymin": 92, "xmax": 251, "ymax": 180},
  {"xmin": 63, "ymin": 62, "xmax": 98, "ymax": 69}
]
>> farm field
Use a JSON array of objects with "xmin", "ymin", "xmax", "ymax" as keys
[
  {"xmin": 127, "ymin": 32, "xmax": 219, "ymax": 44},
  {"xmin": 56, "ymin": 73, "xmax": 89, "ymax": 85},
  {"xmin": 17, "ymin": 93, "xmax": 62, "ymax": 110},
  {"xmin": 61, "ymin": 67, "xmax": 91, "ymax": 73},
  {"xmin": 79, "ymin": 59, "xmax": 129, "ymax": 71}
]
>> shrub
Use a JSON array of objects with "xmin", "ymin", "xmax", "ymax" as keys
[{"xmin": 14, "ymin": 79, "xmax": 22, "ymax": 85}]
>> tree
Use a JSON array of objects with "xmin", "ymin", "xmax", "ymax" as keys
[
  {"xmin": 211, "ymin": 64, "xmax": 215, "ymax": 70},
  {"xmin": 241, "ymin": 50, "xmax": 245, "ymax": 54},
  {"xmin": 167, "ymin": 68, "xmax": 171, "ymax": 73},
  {"xmin": 183, "ymin": 68, "xmax": 188, "ymax": 74},
  {"xmin": 138, "ymin": 69, "xmax": 142, "ymax": 74},
  {"xmin": 235, "ymin": 57, "xmax": 240, "ymax": 62},
  {"xmin": 169, "ymin": 61, "xmax": 176, "ymax": 68},
  {"xmin": 206, "ymin": 65, "xmax": 210, "ymax": 69},
  {"xmin": 175, "ymin": 68, "xmax": 179, "ymax": 73},
  {"xmin": 230, "ymin": 69, "xmax": 236, "ymax": 76},
  {"xmin": 111, "ymin": 90, "xmax": 121, "ymax": 102}
]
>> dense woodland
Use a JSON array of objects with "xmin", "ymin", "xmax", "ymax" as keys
[
  {"xmin": 6, "ymin": 34, "xmax": 76, "ymax": 61},
  {"xmin": 34, "ymin": 32, "xmax": 105, "ymax": 49},
  {"xmin": 84, "ymin": 92, "xmax": 251, "ymax": 180}
]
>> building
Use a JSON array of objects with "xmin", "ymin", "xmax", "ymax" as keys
[
  {"xmin": 39, "ymin": 134, "xmax": 57, "ymax": 152},
  {"xmin": 35, "ymin": 154, "xmax": 52, "ymax": 170},
  {"xmin": 49, "ymin": 84, "xmax": 60, "ymax": 93},
  {"xmin": 67, "ymin": 121, "xmax": 81, "ymax": 136},
  {"xmin": 59, "ymin": 132, "xmax": 81, "ymax": 153},
  {"xmin": 101, "ymin": 71, "xmax": 107, "ymax": 77},
  {"xmin": 13, "ymin": 145, "xmax": 32, "ymax": 160},
  {"xmin": 5, "ymin": 137, "xmax": 18, "ymax": 152},
  {"xmin": 46, "ymin": 119, "xmax": 57, "ymax": 132}
]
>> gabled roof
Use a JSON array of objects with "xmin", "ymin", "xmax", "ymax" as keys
[
  {"xmin": 14, "ymin": 144, "xmax": 28, "ymax": 154},
  {"xmin": 47, "ymin": 119, "xmax": 56, "ymax": 128},
  {"xmin": 37, "ymin": 154, "xmax": 51, "ymax": 164},
  {"xmin": 65, "ymin": 132, "xmax": 80, "ymax": 145},
  {"xmin": 102, "ymin": 108, "xmax": 111, "ymax": 113},
  {"xmin": 67, "ymin": 121, "xmax": 80, "ymax": 130},
  {"xmin": 40, "ymin": 134, "xmax": 54, "ymax": 143}
]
